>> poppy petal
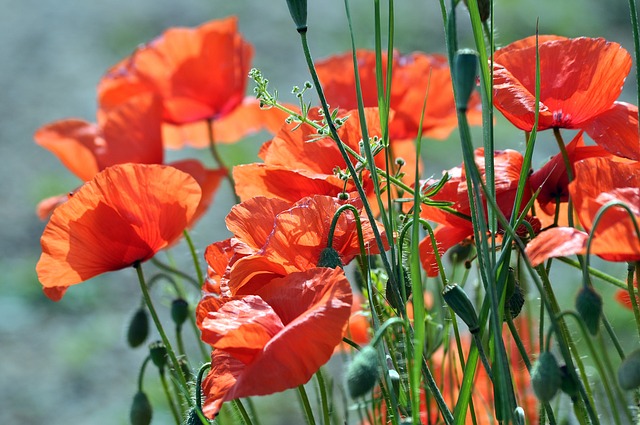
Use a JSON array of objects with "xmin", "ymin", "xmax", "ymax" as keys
[
  {"xmin": 525, "ymin": 227, "xmax": 588, "ymax": 267},
  {"xmin": 36, "ymin": 164, "xmax": 201, "ymax": 297},
  {"xmin": 582, "ymin": 102, "xmax": 640, "ymax": 160}
]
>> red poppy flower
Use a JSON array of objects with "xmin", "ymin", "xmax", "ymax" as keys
[
  {"xmin": 316, "ymin": 50, "xmax": 482, "ymax": 141},
  {"xmin": 98, "ymin": 17, "xmax": 289, "ymax": 149},
  {"xmin": 530, "ymin": 131, "xmax": 611, "ymax": 215},
  {"xmin": 493, "ymin": 36, "xmax": 639, "ymax": 160},
  {"xmin": 526, "ymin": 157, "xmax": 640, "ymax": 265},
  {"xmin": 233, "ymin": 107, "xmax": 417, "ymax": 209},
  {"xmin": 419, "ymin": 148, "xmax": 529, "ymax": 276},
  {"xmin": 616, "ymin": 278, "xmax": 639, "ymax": 310},
  {"xmin": 198, "ymin": 267, "xmax": 352, "ymax": 418},
  {"xmin": 36, "ymin": 164, "xmax": 202, "ymax": 300}
]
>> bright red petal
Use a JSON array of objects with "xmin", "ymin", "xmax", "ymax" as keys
[
  {"xmin": 419, "ymin": 224, "xmax": 472, "ymax": 277},
  {"xmin": 583, "ymin": 102, "xmax": 640, "ymax": 160},
  {"xmin": 36, "ymin": 164, "xmax": 201, "ymax": 297},
  {"xmin": 525, "ymin": 227, "xmax": 588, "ymax": 266}
]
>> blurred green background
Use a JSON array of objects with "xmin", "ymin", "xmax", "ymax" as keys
[{"xmin": 1, "ymin": 0, "xmax": 636, "ymax": 423}]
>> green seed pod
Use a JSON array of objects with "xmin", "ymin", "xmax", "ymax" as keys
[
  {"xmin": 130, "ymin": 391, "xmax": 152, "ymax": 425},
  {"xmin": 559, "ymin": 365, "xmax": 579, "ymax": 399},
  {"xmin": 346, "ymin": 345, "xmax": 379, "ymax": 399},
  {"xmin": 442, "ymin": 284, "xmax": 480, "ymax": 333},
  {"xmin": 149, "ymin": 341, "xmax": 168, "ymax": 372},
  {"xmin": 453, "ymin": 49, "xmax": 478, "ymax": 111},
  {"xmin": 317, "ymin": 247, "xmax": 343, "ymax": 269},
  {"xmin": 285, "ymin": 0, "xmax": 307, "ymax": 32},
  {"xmin": 531, "ymin": 352, "xmax": 562, "ymax": 402},
  {"xmin": 618, "ymin": 348, "xmax": 640, "ymax": 390},
  {"xmin": 127, "ymin": 308, "xmax": 149, "ymax": 348},
  {"xmin": 171, "ymin": 298, "xmax": 189, "ymax": 327},
  {"xmin": 576, "ymin": 286, "xmax": 603, "ymax": 335}
]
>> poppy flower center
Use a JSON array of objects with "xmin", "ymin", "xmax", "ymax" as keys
[{"xmin": 552, "ymin": 110, "xmax": 573, "ymax": 127}]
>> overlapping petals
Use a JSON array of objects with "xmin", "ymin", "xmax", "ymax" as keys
[
  {"xmin": 316, "ymin": 50, "xmax": 482, "ymax": 140},
  {"xmin": 36, "ymin": 164, "xmax": 202, "ymax": 300},
  {"xmin": 526, "ymin": 157, "xmax": 640, "ymax": 265},
  {"xmin": 198, "ymin": 267, "xmax": 352, "ymax": 418},
  {"xmin": 493, "ymin": 36, "xmax": 639, "ymax": 160}
]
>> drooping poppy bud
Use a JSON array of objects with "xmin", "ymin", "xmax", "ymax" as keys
[
  {"xmin": 576, "ymin": 286, "xmax": 602, "ymax": 335},
  {"xmin": 285, "ymin": 0, "xmax": 307, "ymax": 32},
  {"xmin": 130, "ymin": 391, "xmax": 152, "ymax": 425},
  {"xmin": 559, "ymin": 365, "xmax": 579, "ymax": 399},
  {"xmin": 453, "ymin": 49, "xmax": 478, "ymax": 111},
  {"xmin": 618, "ymin": 348, "xmax": 640, "ymax": 390},
  {"xmin": 346, "ymin": 345, "xmax": 379, "ymax": 399},
  {"xmin": 171, "ymin": 298, "xmax": 189, "ymax": 327},
  {"xmin": 505, "ymin": 282, "xmax": 525, "ymax": 320},
  {"xmin": 149, "ymin": 341, "xmax": 168, "ymax": 372},
  {"xmin": 531, "ymin": 352, "xmax": 562, "ymax": 402},
  {"xmin": 317, "ymin": 247, "xmax": 343, "ymax": 269},
  {"xmin": 442, "ymin": 284, "xmax": 480, "ymax": 333},
  {"xmin": 127, "ymin": 308, "xmax": 149, "ymax": 348}
]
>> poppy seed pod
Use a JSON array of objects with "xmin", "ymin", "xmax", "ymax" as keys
[
  {"xmin": 453, "ymin": 49, "xmax": 478, "ymax": 111},
  {"xmin": 130, "ymin": 391, "xmax": 152, "ymax": 425},
  {"xmin": 576, "ymin": 286, "xmax": 602, "ymax": 335},
  {"xmin": 346, "ymin": 345, "xmax": 379, "ymax": 399},
  {"xmin": 559, "ymin": 365, "xmax": 580, "ymax": 399},
  {"xmin": 442, "ymin": 284, "xmax": 480, "ymax": 333},
  {"xmin": 618, "ymin": 348, "xmax": 640, "ymax": 390},
  {"xmin": 531, "ymin": 352, "xmax": 562, "ymax": 402},
  {"xmin": 317, "ymin": 247, "xmax": 343, "ymax": 269},
  {"xmin": 285, "ymin": 0, "xmax": 307, "ymax": 32},
  {"xmin": 127, "ymin": 308, "xmax": 149, "ymax": 348}
]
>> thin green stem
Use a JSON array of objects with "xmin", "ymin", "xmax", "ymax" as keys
[
  {"xmin": 207, "ymin": 118, "xmax": 241, "ymax": 205},
  {"xmin": 160, "ymin": 371, "xmax": 182, "ymax": 425},
  {"xmin": 297, "ymin": 384, "xmax": 317, "ymax": 425},
  {"xmin": 315, "ymin": 369, "xmax": 331, "ymax": 425},
  {"xmin": 232, "ymin": 399, "xmax": 254, "ymax": 425},
  {"xmin": 151, "ymin": 258, "xmax": 200, "ymax": 289},
  {"xmin": 137, "ymin": 355, "xmax": 152, "ymax": 391},
  {"xmin": 556, "ymin": 257, "xmax": 628, "ymax": 290},
  {"xmin": 183, "ymin": 229, "xmax": 204, "ymax": 287}
]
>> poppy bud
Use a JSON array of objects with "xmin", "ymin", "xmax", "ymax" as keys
[
  {"xmin": 442, "ymin": 284, "xmax": 480, "ymax": 333},
  {"xmin": 576, "ymin": 286, "xmax": 602, "ymax": 335},
  {"xmin": 453, "ymin": 49, "xmax": 478, "ymax": 111},
  {"xmin": 285, "ymin": 0, "xmax": 307, "ymax": 32},
  {"xmin": 618, "ymin": 348, "xmax": 640, "ymax": 390},
  {"xmin": 317, "ymin": 247, "xmax": 343, "ymax": 269},
  {"xmin": 559, "ymin": 365, "xmax": 579, "ymax": 399},
  {"xmin": 505, "ymin": 282, "xmax": 525, "ymax": 320},
  {"xmin": 448, "ymin": 243, "xmax": 473, "ymax": 265},
  {"xmin": 130, "ymin": 391, "xmax": 152, "ymax": 425},
  {"xmin": 531, "ymin": 352, "xmax": 562, "ymax": 402},
  {"xmin": 186, "ymin": 408, "xmax": 208, "ymax": 425},
  {"xmin": 149, "ymin": 341, "xmax": 168, "ymax": 372},
  {"xmin": 127, "ymin": 308, "xmax": 149, "ymax": 348},
  {"xmin": 346, "ymin": 345, "xmax": 379, "ymax": 399},
  {"xmin": 178, "ymin": 357, "xmax": 193, "ymax": 382},
  {"xmin": 171, "ymin": 298, "xmax": 189, "ymax": 327}
]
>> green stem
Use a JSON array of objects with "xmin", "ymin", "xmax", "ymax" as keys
[
  {"xmin": 151, "ymin": 257, "xmax": 200, "ymax": 289},
  {"xmin": 137, "ymin": 355, "xmax": 152, "ymax": 391},
  {"xmin": 134, "ymin": 263, "xmax": 191, "ymax": 403},
  {"xmin": 297, "ymin": 384, "xmax": 317, "ymax": 425},
  {"xmin": 315, "ymin": 369, "xmax": 331, "ymax": 425},
  {"xmin": 556, "ymin": 257, "xmax": 629, "ymax": 290},
  {"xmin": 232, "ymin": 399, "xmax": 254, "ymax": 425},
  {"xmin": 207, "ymin": 118, "xmax": 241, "ymax": 205},
  {"xmin": 183, "ymin": 229, "xmax": 204, "ymax": 287},
  {"xmin": 160, "ymin": 370, "xmax": 182, "ymax": 425}
]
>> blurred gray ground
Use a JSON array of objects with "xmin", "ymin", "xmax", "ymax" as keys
[{"xmin": 0, "ymin": 0, "xmax": 633, "ymax": 423}]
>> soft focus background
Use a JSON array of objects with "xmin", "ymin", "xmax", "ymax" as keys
[{"xmin": 1, "ymin": 0, "xmax": 636, "ymax": 424}]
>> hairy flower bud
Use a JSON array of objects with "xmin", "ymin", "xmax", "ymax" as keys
[
  {"xmin": 127, "ymin": 308, "xmax": 149, "ymax": 348},
  {"xmin": 171, "ymin": 298, "xmax": 189, "ymax": 327},
  {"xmin": 130, "ymin": 391, "xmax": 152, "ymax": 425},
  {"xmin": 149, "ymin": 341, "xmax": 168, "ymax": 372},
  {"xmin": 576, "ymin": 286, "xmax": 602, "ymax": 335},
  {"xmin": 346, "ymin": 345, "xmax": 379, "ymax": 399},
  {"xmin": 618, "ymin": 348, "xmax": 640, "ymax": 390},
  {"xmin": 317, "ymin": 247, "xmax": 343, "ymax": 269},
  {"xmin": 531, "ymin": 352, "xmax": 562, "ymax": 402},
  {"xmin": 442, "ymin": 284, "xmax": 479, "ymax": 333},
  {"xmin": 453, "ymin": 49, "xmax": 478, "ymax": 111}
]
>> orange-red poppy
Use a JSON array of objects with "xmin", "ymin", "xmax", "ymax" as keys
[
  {"xmin": 419, "ymin": 148, "xmax": 529, "ymax": 276},
  {"xmin": 36, "ymin": 164, "xmax": 202, "ymax": 300},
  {"xmin": 98, "ymin": 17, "xmax": 289, "ymax": 149},
  {"xmin": 233, "ymin": 107, "xmax": 417, "ymax": 210},
  {"xmin": 493, "ymin": 36, "xmax": 640, "ymax": 160},
  {"xmin": 198, "ymin": 267, "xmax": 352, "ymax": 418},
  {"xmin": 530, "ymin": 131, "xmax": 611, "ymax": 215},
  {"xmin": 526, "ymin": 157, "xmax": 640, "ymax": 265},
  {"xmin": 316, "ymin": 50, "xmax": 482, "ymax": 141}
]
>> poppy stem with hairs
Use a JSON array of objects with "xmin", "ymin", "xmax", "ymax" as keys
[
  {"xmin": 207, "ymin": 118, "xmax": 241, "ymax": 205},
  {"xmin": 134, "ymin": 261, "xmax": 192, "ymax": 407}
]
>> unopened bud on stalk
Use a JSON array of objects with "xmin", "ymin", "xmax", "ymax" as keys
[
  {"xmin": 149, "ymin": 341, "xmax": 168, "ymax": 372},
  {"xmin": 317, "ymin": 247, "xmax": 343, "ymax": 269},
  {"xmin": 130, "ymin": 391, "xmax": 152, "ymax": 425},
  {"xmin": 285, "ymin": 0, "xmax": 307, "ymax": 33},
  {"xmin": 618, "ymin": 348, "xmax": 640, "ymax": 390},
  {"xmin": 559, "ymin": 365, "xmax": 579, "ymax": 399},
  {"xmin": 442, "ymin": 284, "xmax": 480, "ymax": 333},
  {"xmin": 576, "ymin": 286, "xmax": 602, "ymax": 335},
  {"xmin": 453, "ymin": 49, "xmax": 478, "ymax": 111},
  {"xmin": 171, "ymin": 298, "xmax": 189, "ymax": 327},
  {"xmin": 531, "ymin": 352, "xmax": 562, "ymax": 402},
  {"xmin": 346, "ymin": 345, "xmax": 379, "ymax": 399},
  {"xmin": 127, "ymin": 308, "xmax": 149, "ymax": 348},
  {"xmin": 505, "ymin": 282, "xmax": 525, "ymax": 320},
  {"xmin": 186, "ymin": 408, "xmax": 207, "ymax": 425}
]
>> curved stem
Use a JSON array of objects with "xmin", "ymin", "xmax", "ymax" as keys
[
  {"xmin": 207, "ymin": 118, "xmax": 241, "ymax": 205},
  {"xmin": 183, "ymin": 229, "xmax": 204, "ymax": 287}
]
